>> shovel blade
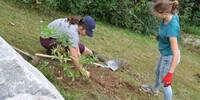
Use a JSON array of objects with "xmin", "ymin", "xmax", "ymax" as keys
[{"xmin": 106, "ymin": 60, "xmax": 121, "ymax": 71}]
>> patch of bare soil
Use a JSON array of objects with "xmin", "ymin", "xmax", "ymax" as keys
[{"xmin": 43, "ymin": 60, "xmax": 145, "ymax": 99}]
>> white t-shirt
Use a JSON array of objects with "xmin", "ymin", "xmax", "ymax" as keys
[{"xmin": 48, "ymin": 18, "xmax": 79, "ymax": 48}]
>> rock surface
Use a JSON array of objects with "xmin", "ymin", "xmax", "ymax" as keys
[
  {"xmin": 0, "ymin": 37, "xmax": 64, "ymax": 100},
  {"xmin": 183, "ymin": 34, "xmax": 200, "ymax": 47}
]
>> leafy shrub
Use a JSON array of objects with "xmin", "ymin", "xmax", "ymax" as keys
[
  {"xmin": 52, "ymin": 45, "xmax": 70, "ymax": 64},
  {"xmin": 36, "ymin": 61, "xmax": 55, "ymax": 81},
  {"xmin": 14, "ymin": 0, "xmax": 200, "ymax": 34},
  {"xmin": 56, "ymin": 34, "xmax": 72, "ymax": 47},
  {"xmin": 14, "ymin": 0, "xmax": 158, "ymax": 35},
  {"xmin": 41, "ymin": 25, "xmax": 72, "ymax": 46},
  {"xmin": 63, "ymin": 64, "xmax": 80, "ymax": 81},
  {"xmin": 40, "ymin": 26, "xmax": 56, "ymax": 38},
  {"xmin": 80, "ymin": 56, "xmax": 97, "ymax": 65},
  {"xmin": 179, "ymin": 0, "xmax": 200, "ymax": 26},
  {"xmin": 61, "ymin": 0, "xmax": 158, "ymax": 35}
]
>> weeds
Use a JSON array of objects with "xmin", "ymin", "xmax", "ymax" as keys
[
  {"xmin": 51, "ymin": 45, "xmax": 80, "ymax": 81},
  {"xmin": 63, "ymin": 64, "xmax": 80, "ymax": 81},
  {"xmin": 39, "ymin": 60, "xmax": 49, "ymax": 70},
  {"xmin": 51, "ymin": 45, "xmax": 70, "ymax": 64},
  {"xmin": 80, "ymin": 55, "xmax": 97, "ymax": 65},
  {"xmin": 36, "ymin": 60, "xmax": 55, "ymax": 81},
  {"xmin": 40, "ymin": 26, "xmax": 56, "ymax": 38}
]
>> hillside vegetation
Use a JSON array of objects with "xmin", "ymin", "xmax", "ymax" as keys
[{"xmin": 0, "ymin": 0, "xmax": 200, "ymax": 100}]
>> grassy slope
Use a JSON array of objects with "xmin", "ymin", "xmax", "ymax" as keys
[
  {"xmin": 182, "ymin": 24, "xmax": 200, "ymax": 36},
  {"xmin": 0, "ymin": 0, "xmax": 200, "ymax": 100}
]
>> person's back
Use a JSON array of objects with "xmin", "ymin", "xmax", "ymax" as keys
[{"xmin": 47, "ymin": 18, "xmax": 80, "ymax": 48}]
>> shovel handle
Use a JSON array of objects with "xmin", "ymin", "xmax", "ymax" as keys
[
  {"xmin": 93, "ymin": 63, "xmax": 107, "ymax": 68},
  {"xmin": 35, "ymin": 53, "xmax": 71, "ymax": 61},
  {"xmin": 92, "ymin": 50, "xmax": 107, "ymax": 63},
  {"xmin": 35, "ymin": 53, "xmax": 55, "ymax": 59},
  {"xmin": 12, "ymin": 46, "xmax": 34, "ymax": 59}
]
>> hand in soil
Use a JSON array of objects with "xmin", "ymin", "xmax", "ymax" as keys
[
  {"xmin": 80, "ymin": 68, "xmax": 90, "ymax": 78},
  {"xmin": 70, "ymin": 56, "xmax": 90, "ymax": 77}
]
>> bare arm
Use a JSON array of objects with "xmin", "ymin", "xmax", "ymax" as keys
[
  {"xmin": 169, "ymin": 37, "xmax": 179, "ymax": 73},
  {"xmin": 77, "ymin": 47, "xmax": 81, "ymax": 58},
  {"xmin": 69, "ymin": 47, "xmax": 90, "ymax": 77},
  {"xmin": 69, "ymin": 47, "xmax": 81, "ymax": 69}
]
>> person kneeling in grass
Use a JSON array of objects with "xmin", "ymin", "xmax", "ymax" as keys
[
  {"xmin": 40, "ymin": 16, "xmax": 96, "ymax": 78},
  {"xmin": 141, "ymin": 1, "xmax": 180, "ymax": 100}
]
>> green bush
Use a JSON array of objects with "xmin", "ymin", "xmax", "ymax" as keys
[
  {"xmin": 61, "ymin": 0, "xmax": 158, "ymax": 35},
  {"xmin": 13, "ymin": 0, "xmax": 158, "ymax": 35},
  {"xmin": 11, "ymin": 0, "xmax": 200, "ymax": 34},
  {"xmin": 179, "ymin": 0, "xmax": 200, "ymax": 26}
]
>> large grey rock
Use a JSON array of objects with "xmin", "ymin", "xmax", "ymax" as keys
[
  {"xmin": 5, "ymin": 94, "xmax": 57, "ymax": 100},
  {"xmin": 0, "ymin": 37, "xmax": 65, "ymax": 100}
]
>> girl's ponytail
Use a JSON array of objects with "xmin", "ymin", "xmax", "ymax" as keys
[
  {"xmin": 68, "ymin": 16, "xmax": 82, "ymax": 25},
  {"xmin": 67, "ymin": 16, "xmax": 87, "ymax": 29},
  {"xmin": 171, "ymin": 0, "xmax": 179, "ymax": 14}
]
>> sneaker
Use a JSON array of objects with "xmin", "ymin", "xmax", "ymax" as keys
[{"xmin": 140, "ymin": 84, "xmax": 159, "ymax": 96}]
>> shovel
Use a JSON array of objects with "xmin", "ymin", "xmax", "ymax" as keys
[
  {"xmin": 12, "ymin": 46, "xmax": 71, "ymax": 65},
  {"xmin": 92, "ymin": 51, "xmax": 124, "ymax": 71},
  {"xmin": 13, "ymin": 46, "xmax": 123, "ymax": 71}
]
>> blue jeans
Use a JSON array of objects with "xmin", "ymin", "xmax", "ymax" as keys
[{"xmin": 153, "ymin": 55, "xmax": 180, "ymax": 100}]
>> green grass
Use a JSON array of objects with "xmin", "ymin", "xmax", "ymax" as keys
[
  {"xmin": 1, "ymin": 0, "xmax": 200, "ymax": 100},
  {"xmin": 182, "ymin": 23, "xmax": 200, "ymax": 36}
]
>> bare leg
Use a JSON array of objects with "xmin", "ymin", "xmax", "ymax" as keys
[{"xmin": 82, "ymin": 46, "xmax": 93, "ymax": 56}]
